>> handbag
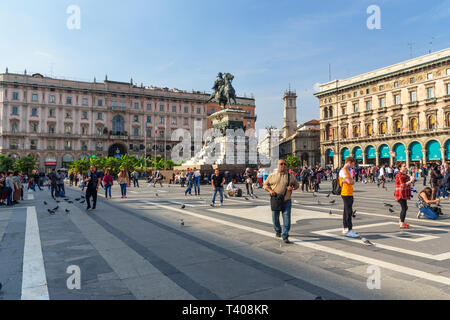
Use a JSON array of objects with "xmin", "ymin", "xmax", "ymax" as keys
[{"xmin": 270, "ymin": 174, "xmax": 290, "ymax": 211}]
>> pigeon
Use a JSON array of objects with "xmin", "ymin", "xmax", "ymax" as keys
[
  {"xmin": 43, "ymin": 201, "xmax": 48, "ymax": 205},
  {"xmin": 80, "ymin": 200, "xmax": 85, "ymax": 204},
  {"xmin": 180, "ymin": 204, "xmax": 186, "ymax": 209},
  {"xmin": 64, "ymin": 198, "xmax": 69, "ymax": 201},
  {"xmin": 75, "ymin": 198, "xmax": 81, "ymax": 201},
  {"xmin": 68, "ymin": 201, "xmax": 73, "ymax": 204},
  {"xmin": 388, "ymin": 208, "xmax": 395, "ymax": 213},
  {"xmin": 383, "ymin": 203, "xmax": 393, "ymax": 207},
  {"xmin": 329, "ymin": 200, "xmax": 336, "ymax": 204},
  {"xmin": 52, "ymin": 206, "xmax": 59, "ymax": 211},
  {"xmin": 155, "ymin": 193, "xmax": 159, "ymax": 197},
  {"xmin": 180, "ymin": 219, "xmax": 184, "ymax": 226},
  {"xmin": 81, "ymin": 195, "xmax": 85, "ymax": 199},
  {"xmin": 65, "ymin": 209, "xmax": 70, "ymax": 214},
  {"xmin": 245, "ymin": 197, "xmax": 249, "ymax": 201},
  {"xmin": 329, "ymin": 210, "xmax": 333, "ymax": 215},
  {"xmin": 47, "ymin": 209, "xmax": 55, "ymax": 215},
  {"xmin": 352, "ymin": 210, "xmax": 357, "ymax": 218},
  {"xmin": 56, "ymin": 200, "xmax": 60, "ymax": 203},
  {"xmin": 361, "ymin": 237, "xmax": 373, "ymax": 246},
  {"xmin": 327, "ymin": 193, "xmax": 331, "ymax": 198}
]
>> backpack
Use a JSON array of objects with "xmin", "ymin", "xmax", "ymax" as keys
[{"xmin": 332, "ymin": 178, "xmax": 341, "ymax": 195}]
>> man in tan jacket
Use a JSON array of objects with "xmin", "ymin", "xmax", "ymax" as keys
[{"xmin": 264, "ymin": 159, "xmax": 299, "ymax": 243}]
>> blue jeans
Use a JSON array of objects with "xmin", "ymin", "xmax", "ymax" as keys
[
  {"xmin": 272, "ymin": 200, "xmax": 292, "ymax": 240},
  {"xmin": 437, "ymin": 186, "xmax": 448, "ymax": 198},
  {"xmin": 420, "ymin": 207, "xmax": 438, "ymax": 220},
  {"xmin": 194, "ymin": 178, "xmax": 200, "ymax": 195},
  {"xmin": 120, "ymin": 183, "xmax": 127, "ymax": 196},
  {"xmin": 4, "ymin": 187, "xmax": 12, "ymax": 205},
  {"xmin": 212, "ymin": 186, "xmax": 224, "ymax": 204},
  {"xmin": 105, "ymin": 185, "xmax": 112, "ymax": 198},
  {"xmin": 185, "ymin": 180, "xmax": 193, "ymax": 195},
  {"xmin": 181, "ymin": 178, "xmax": 186, "ymax": 187}
]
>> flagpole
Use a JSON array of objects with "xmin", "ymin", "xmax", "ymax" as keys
[
  {"xmin": 154, "ymin": 127, "xmax": 157, "ymax": 172},
  {"xmin": 164, "ymin": 115, "xmax": 167, "ymax": 170}
]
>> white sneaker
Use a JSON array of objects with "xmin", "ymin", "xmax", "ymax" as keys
[
  {"xmin": 346, "ymin": 230, "xmax": 359, "ymax": 238},
  {"xmin": 219, "ymin": 203, "xmax": 223, "ymax": 207},
  {"xmin": 417, "ymin": 211, "xmax": 423, "ymax": 219},
  {"xmin": 342, "ymin": 228, "xmax": 349, "ymax": 234}
]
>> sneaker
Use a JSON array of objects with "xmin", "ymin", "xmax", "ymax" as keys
[
  {"xmin": 210, "ymin": 203, "xmax": 215, "ymax": 207},
  {"xmin": 346, "ymin": 230, "xmax": 359, "ymax": 238},
  {"xmin": 86, "ymin": 206, "xmax": 91, "ymax": 210},
  {"xmin": 342, "ymin": 228, "xmax": 349, "ymax": 235},
  {"xmin": 219, "ymin": 203, "xmax": 223, "ymax": 207},
  {"xmin": 275, "ymin": 232, "xmax": 281, "ymax": 238},
  {"xmin": 417, "ymin": 211, "xmax": 423, "ymax": 219},
  {"xmin": 283, "ymin": 238, "xmax": 292, "ymax": 244}
]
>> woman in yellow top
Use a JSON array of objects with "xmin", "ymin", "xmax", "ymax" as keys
[
  {"xmin": 339, "ymin": 157, "xmax": 358, "ymax": 238},
  {"xmin": 118, "ymin": 167, "xmax": 130, "ymax": 199}
]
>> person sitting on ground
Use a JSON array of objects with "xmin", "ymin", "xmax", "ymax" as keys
[
  {"xmin": 226, "ymin": 178, "xmax": 242, "ymax": 197},
  {"xmin": 417, "ymin": 187, "xmax": 442, "ymax": 220}
]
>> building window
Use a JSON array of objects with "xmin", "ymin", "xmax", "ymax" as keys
[
  {"xmin": 427, "ymin": 87, "xmax": 435, "ymax": 99},
  {"xmin": 146, "ymin": 128, "xmax": 152, "ymax": 137},
  {"xmin": 183, "ymin": 118, "xmax": 188, "ymax": 126},
  {"xmin": 380, "ymin": 122, "xmax": 386, "ymax": 134},
  {"xmin": 49, "ymin": 95, "xmax": 55, "ymax": 103},
  {"xmin": 329, "ymin": 98, "xmax": 333, "ymax": 103},
  {"xmin": 394, "ymin": 81, "xmax": 399, "ymax": 88},
  {"xmin": 172, "ymin": 106, "xmax": 177, "ymax": 113},
  {"xmin": 428, "ymin": 115, "xmax": 436, "ymax": 129},
  {"xmin": 97, "ymin": 112, "xmax": 103, "ymax": 120},
  {"xmin": 96, "ymin": 142, "xmax": 103, "ymax": 151},
  {"xmin": 324, "ymin": 108, "xmax": 328, "ymax": 118},
  {"xmin": 410, "ymin": 77, "xmax": 415, "ymax": 84},
  {"xmin": 341, "ymin": 127, "xmax": 347, "ymax": 138},
  {"xmin": 341, "ymin": 106, "xmax": 346, "ymax": 115},
  {"xmin": 147, "ymin": 116, "xmax": 152, "ymax": 123},
  {"xmin": 184, "ymin": 106, "xmax": 188, "ymax": 113},
  {"xmin": 120, "ymin": 102, "xmax": 126, "ymax": 108},
  {"xmin": 379, "ymin": 97, "xmax": 385, "ymax": 108},
  {"xmin": 147, "ymin": 104, "xmax": 152, "ymax": 111},
  {"xmin": 65, "ymin": 111, "xmax": 72, "ymax": 119},
  {"xmin": 112, "ymin": 101, "xmax": 117, "ymax": 107},
  {"xmin": 379, "ymin": 85, "xmax": 384, "ymax": 91},
  {"xmin": 11, "ymin": 122, "xmax": 19, "ymax": 133},
  {"xmin": 446, "ymin": 83, "xmax": 450, "ymax": 95},
  {"xmin": 81, "ymin": 141, "xmax": 88, "ymax": 151},
  {"xmin": 160, "ymin": 105, "xmax": 165, "ymax": 112},
  {"xmin": 30, "ymin": 123, "xmax": 38, "ymax": 133},
  {"xmin": 66, "ymin": 97, "xmax": 72, "ymax": 104},
  {"xmin": 427, "ymin": 73, "xmax": 433, "ymax": 80},
  {"xmin": 82, "ymin": 111, "xmax": 88, "ymax": 119},
  {"xmin": 65, "ymin": 125, "xmax": 72, "ymax": 134},
  {"xmin": 366, "ymin": 88, "xmax": 370, "ymax": 95},
  {"xmin": 134, "ymin": 128, "xmax": 139, "ymax": 136},
  {"xmin": 447, "ymin": 68, "xmax": 450, "ymax": 75},
  {"xmin": 96, "ymin": 126, "xmax": 103, "ymax": 135},
  {"xmin": 31, "ymin": 108, "xmax": 38, "ymax": 116},
  {"xmin": 81, "ymin": 126, "xmax": 89, "ymax": 135},
  {"xmin": 48, "ymin": 125, "xmax": 55, "ymax": 134},
  {"xmin": 47, "ymin": 140, "xmax": 55, "ymax": 150},
  {"xmin": 82, "ymin": 98, "xmax": 88, "ymax": 106},
  {"xmin": 12, "ymin": 92, "xmax": 19, "ymax": 100},
  {"xmin": 134, "ymin": 102, "xmax": 139, "ymax": 109},
  {"xmin": 353, "ymin": 125, "xmax": 359, "ymax": 137},
  {"xmin": 30, "ymin": 140, "xmax": 37, "ymax": 150},
  {"xmin": 341, "ymin": 95, "xmax": 345, "ymax": 101},
  {"xmin": 159, "ymin": 117, "xmax": 165, "ymax": 124},
  {"xmin": 197, "ymin": 107, "xmax": 201, "ymax": 114},
  {"xmin": 32, "ymin": 94, "xmax": 38, "ymax": 102},
  {"xmin": 172, "ymin": 118, "xmax": 177, "ymax": 125},
  {"xmin": 98, "ymin": 99, "xmax": 103, "ymax": 106},
  {"xmin": 134, "ymin": 115, "xmax": 139, "ymax": 122},
  {"xmin": 410, "ymin": 118, "xmax": 418, "ymax": 131},
  {"xmin": 365, "ymin": 101, "xmax": 371, "ymax": 111},
  {"xmin": 410, "ymin": 91, "xmax": 417, "ymax": 102},
  {"xmin": 366, "ymin": 124, "xmax": 373, "ymax": 136},
  {"xmin": 64, "ymin": 141, "xmax": 72, "ymax": 151},
  {"xmin": 394, "ymin": 120, "xmax": 402, "ymax": 133},
  {"xmin": 159, "ymin": 130, "xmax": 164, "ymax": 138},
  {"xmin": 211, "ymin": 107, "xmax": 215, "ymax": 114},
  {"xmin": 394, "ymin": 94, "xmax": 400, "ymax": 105},
  {"xmin": 353, "ymin": 103, "xmax": 358, "ymax": 113},
  {"xmin": 11, "ymin": 106, "xmax": 19, "ymax": 115},
  {"xmin": 353, "ymin": 92, "xmax": 357, "ymax": 97},
  {"xmin": 10, "ymin": 139, "xmax": 19, "ymax": 150}
]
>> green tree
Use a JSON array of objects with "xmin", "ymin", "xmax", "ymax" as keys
[
  {"xmin": 69, "ymin": 159, "xmax": 90, "ymax": 175},
  {"xmin": 286, "ymin": 155, "xmax": 301, "ymax": 168},
  {"xmin": 13, "ymin": 156, "xmax": 36, "ymax": 175},
  {"xmin": 0, "ymin": 155, "xmax": 14, "ymax": 172}
]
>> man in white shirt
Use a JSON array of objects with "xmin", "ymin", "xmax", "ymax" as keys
[
  {"xmin": 226, "ymin": 178, "xmax": 242, "ymax": 197},
  {"xmin": 378, "ymin": 165, "xmax": 386, "ymax": 188}
]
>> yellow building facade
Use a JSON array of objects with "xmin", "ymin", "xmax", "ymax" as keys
[{"xmin": 315, "ymin": 48, "xmax": 450, "ymax": 168}]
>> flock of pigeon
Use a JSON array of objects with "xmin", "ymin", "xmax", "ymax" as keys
[{"xmin": 44, "ymin": 195, "xmax": 86, "ymax": 215}]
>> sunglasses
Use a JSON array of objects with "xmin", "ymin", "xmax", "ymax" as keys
[{"xmin": 280, "ymin": 163, "xmax": 287, "ymax": 166}]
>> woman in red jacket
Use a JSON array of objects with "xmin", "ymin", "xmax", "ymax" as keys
[
  {"xmin": 102, "ymin": 169, "xmax": 113, "ymax": 199},
  {"xmin": 394, "ymin": 163, "xmax": 416, "ymax": 229}
]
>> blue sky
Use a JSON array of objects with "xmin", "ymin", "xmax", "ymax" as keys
[{"xmin": 0, "ymin": 0, "xmax": 449, "ymax": 131}]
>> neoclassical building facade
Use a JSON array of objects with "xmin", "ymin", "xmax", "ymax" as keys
[
  {"xmin": 0, "ymin": 71, "xmax": 256, "ymax": 171},
  {"xmin": 315, "ymin": 48, "xmax": 450, "ymax": 168}
]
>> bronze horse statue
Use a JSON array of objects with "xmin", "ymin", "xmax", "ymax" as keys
[{"xmin": 207, "ymin": 72, "xmax": 237, "ymax": 109}]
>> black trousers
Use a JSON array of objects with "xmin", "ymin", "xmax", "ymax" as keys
[
  {"xmin": 301, "ymin": 179, "xmax": 309, "ymax": 191},
  {"xmin": 342, "ymin": 196, "xmax": 354, "ymax": 230},
  {"xmin": 86, "ymin": 187, "xmax": 98, "ymax": 208},
  {"xmin": 398, "ymin": 199, "xmax": 408, "ymax": 223}
]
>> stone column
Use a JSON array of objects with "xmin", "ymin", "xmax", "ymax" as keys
[
  {"xmin": 422, "ymin": 148, "xmax": 427, "ymax": 165},
  {"xmin": 441, "ymin": 147, "xmax": 446, "ymax": 164},
  {"xmin": 362, "ymin": 152, "xmax": 366, "ymax": 165},
  {"xmin": 405, "ymin": 150, "xmax": 410, "ymax": 168},
  {"xmin": 375, "ymin": 151, "xmax": 380, "ymax": 167},
  {"xmin": 389, "ymin": 155, "xmax": 394, "ymax": 167}
]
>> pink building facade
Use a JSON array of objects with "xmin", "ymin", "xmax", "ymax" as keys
[{"xmin": 0, "ymin": 71, "xmax": 255, "ymax": 171}]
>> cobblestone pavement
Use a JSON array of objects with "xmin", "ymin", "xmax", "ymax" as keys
[{"xmin": 1, "ymin": 179, "xmax": 449, "ymax": 300}]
